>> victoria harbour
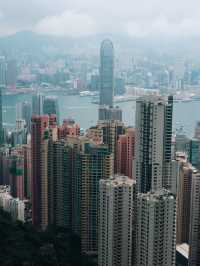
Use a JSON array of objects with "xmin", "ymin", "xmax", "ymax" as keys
[{"xmin": 3, "ymin": 93, "xmax": 200, "ymax": 137}]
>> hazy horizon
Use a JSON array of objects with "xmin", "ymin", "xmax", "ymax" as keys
[{"xmin": 0, "ymin": 0, "xmax": 200, "ymax": 39}]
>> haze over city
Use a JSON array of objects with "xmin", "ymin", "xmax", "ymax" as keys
[
  {"xmin": 0, "ymin": 0, "xmax": 200, "ymax": 38},
  {"xmin": 0, "ymin": 1, "xmax": 200, "ymax": 266}
]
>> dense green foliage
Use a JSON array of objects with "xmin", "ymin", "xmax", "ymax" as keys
[{"xmin": 0, "ymin": 209, "xmax": 97, "ymax": 266}]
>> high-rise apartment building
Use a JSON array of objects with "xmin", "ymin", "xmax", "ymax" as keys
[
  {"xmin": 176, "ymin": 152, "xmax": 193, "ymax": 244},
  {"xmin": 86, "ymin": 126, "xmax": 103, "ymax": 145},
  {"xmin": 58, "ymin": 119, "xmax": 80, "ymax": 139},
  {"xmin": 9, "ymin": 154, "xmax": 24, "ymax": 200},
  {"xmin": 0, "ymin": 88, "xmax": 3, "ymax": 145},
  {"xmin": 175, "ymin": 132, "xmax": 190, "ymax": 155},
  {"xmin": 31, "ymin": 115, "xmax": 49, "ymax": 229},
  {"xmin": 100, "ymin": 39, "xmax": 114, "ymax": 107},
  {"xmin": 117, "ymin": 127, "xmax": 135, "ymax": 179},
  {"xmin": 98, "ymin": 105, "xmax": 122, "ymax": 121},
  {"xmin": 73, "ymin": 142, "xmax": 113, "ymax": 255},
  {"xmin": 10, "ymin": 119, "xmax": 27, "ymax": 147},
  {"xmin": 0, "ymin": 146, "xmax": 10, "ymax": 185},
  {"xmin": 136, "ymin": 189, "xmax": 176, "ymax": 266},
  {"xmin": 134, "ymin": 95, "xmax": 173, "ymax": 193},
  {"xmin": 48, "ymin": 139, "xmax": 73, "ymax": 228},
  {"xmin": 189, "ymin": 138, "xmax": 200, "ymax": 170},
  {"xmin": 43, "ymin": 96, "xmax": 59, "ymax": 124},
  {"xmin": 22, "ymin": 144, "xmax": 32, "ymax": 200},
  {"xmin": 194, "ymin": 121, "xmax": 200, "ymax": 140},
  {"xmin": 21, "ymin": 101, "xmax": 32, "ymax": 132},
  {"xmin": 98, "ymin": 176, "xmax": 136, "ymax": 266},
  {"xmin": 98, "ymin": 120, "xmax": 125, "ymax": 173},
  {"xmin": 189, "ymin": 171, "xmax": 200, "ymax": 265}
]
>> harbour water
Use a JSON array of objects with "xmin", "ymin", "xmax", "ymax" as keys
[{"xmin": 2, "ymin": 93, "xmax": 200, "ymax": 137}]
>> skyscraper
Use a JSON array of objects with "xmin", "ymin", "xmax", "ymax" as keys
[
  {"xmin": 0, "ymin": 88, "xmax": 3, "ymax": 145},
  {"xmin": 73, "ymin": 142, "xmax": 113, "ymax": 255},
  {"xmin": 10, "ymin": 119, "xmax": 27, "ymax": 147},
  {"xmin": 188, "ymin": 171, "xmax": 200, "ymax": 265},
  {"xmin": 98, "ymin": 105, "xmax": 122, "ymax": 121},
  {"xmin": 100, "ymin": 39, "xmax": 114, "ymax": 107},
  {"xmin": 48, "ymin": 140, "xmax": 73, "ymax": 228},
  {"xmin": 176, "ymin": 152, "xmax": 192, "ymax": 244},
  {"xmin": 57, "ymin": 118, "xmax": 80, "ymax": 139},
  {"xmin": 43, "ymin": 96, "xmax": 59, "ymax": 124},
  {"xmin": 134, "ymin": 95, "xmax": 173, "ymax": 193},
  {"xmin": 194, "ymin": 121, "xmax": 200, "ymax": 140},
  {"xmin": 22, "ymin": 144, "xmax": 32, "ymax": 200},
  {"xmin": 98, "ymin": 120, "xmax": 125, "ymax": 173},
  {"xmin": 98, "ymin": 176, "xmax": 136, "ymax": 266},
  {"xmin": 31, "ymin": 115, "xmax": 49, "ymax": 229},
  {"xmin": 32, "ymin": 94, "xmax": 44, "ymax": 116},
  {"xmin": 117, "ymin": 127, "xmax": 135, "ymax": 179},
  {"xmin": 9, "ymin": 153, "xmax": 24, "ymax": 200},
  {"xmin": 21, "ymin": 101, "xmax": 32, "ymax": 132},
  {"xmin": 136, "ymin": 189, "xmax": 176, "ymax": 266},
  {"xmin": 189, "ymin": 138, "xmax": 200, "ymax": 170}
]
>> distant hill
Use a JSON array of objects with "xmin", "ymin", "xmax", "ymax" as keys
[{"xmin": 0, "ymin": 31, "xmax": 200, "ymax": 60}]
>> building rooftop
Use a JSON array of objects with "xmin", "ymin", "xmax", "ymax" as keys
[
  {"xmin": 138, "ymin": 189, "xmax": 175, "ymax": 201},
  {"xmin": 176, "ymin": 243, "xmax": 189, "ymax": 259},
  {"xmin": 101, "ymin": 175, "xmax": 135, "ymax": 187}
]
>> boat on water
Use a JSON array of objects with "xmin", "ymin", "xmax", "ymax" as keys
[
  {"xmin": 80, "ymin": 91, "xmax": 99, "ymax": 97},
  {"xmin": 91, "ymin": 95, "xmax": 137, "ymax": 104},
  {"xmin": 181, "ymin": 98, "xmax": 192, "ymax": 103}
]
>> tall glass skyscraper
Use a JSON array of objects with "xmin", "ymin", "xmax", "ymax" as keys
[
  {"xmin": 43, "ymin": 96, "xmax": 59, "ymax": 124},
  {"xmin": 32, "ymin": 94, "xmax": 44, "ymax": 116},
  {"xmin": 100, "ymin": 39, "xmax": 114, "ymax": 107}
]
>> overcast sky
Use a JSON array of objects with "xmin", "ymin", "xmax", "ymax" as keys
[{"xmin": 0, "ymin": 0, "xmax": 200, "ymax": 38}]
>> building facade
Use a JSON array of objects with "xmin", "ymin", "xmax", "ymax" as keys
[
  {"xmin": 100, "ymin": 39, "xmax": 114, "ymax": 107},
  {"xmin": 43, "ymin": 96, "xmax": 60, "ymax": 124},
  {"xmin": 0, "ymin": 88, "xmax": 3, "ymax": 145},
  {"xmin": 117, "ymin": 127, "xmax": 135, "ymax": 179},
  {"xmin": 48, "ymin": 139, "xmax": 73, "ymax": 228},
  {"xmin": 32, "ymin": 94, "xmax": 44, "ymax": 116},
  {"xmin": 98, "ymin": 176, "xmax": 136, "ymax": 266},
  {"xmin": 136, "ymin": 189, "xmax": 176, "ymax": 266},
  {"xmin": 176, "ymin": 152, "xmax": 192, "ymax": 244},
  {"xmin": 98, "ymin": 106, "xmax": 122, "ymax": 121},
  {"xmin": 98, "ymin": 120, "xmax": 125, "ymax": 173},
  {"xmin": 73, "ymin": 142, "xmax": 113, "ymax": 255},
  {"xmin": 189, "ymin": 171, "xmax": 200, "ymax": 266},
  {"xmin": 134, "ymin": 95, "xmax": 173, "ymax": 193},
  {"xmin": 31, "ymin": 115, "xmax": 49, "ymax": 229}
]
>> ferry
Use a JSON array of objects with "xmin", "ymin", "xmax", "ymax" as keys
[
  {"xmin": 91, "ymin": 95, "xmax": 137, "ymax": 104},
  {"xmin": 80, "ymin": 91, "xmax": 99, "ymax": 97}
]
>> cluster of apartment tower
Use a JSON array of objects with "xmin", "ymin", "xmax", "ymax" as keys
[
  {"xmin": 29, "ymin": 94, "xmax": 200, "ymax": 266},
  {"xmin": 1, "ymin": 39, "xmax": 200, "ymax": 266}
]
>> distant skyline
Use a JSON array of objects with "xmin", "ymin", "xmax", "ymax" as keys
[{"xmin": 0, "ymin": 0, "xmax": 200, "ymax": 38}]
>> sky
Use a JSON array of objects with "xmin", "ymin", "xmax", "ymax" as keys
[{"xmin": 0, "ymin": 0, "xmax": 200, "ymax": 38}]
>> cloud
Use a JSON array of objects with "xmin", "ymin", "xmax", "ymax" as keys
[
  {"xmin": 34, "ymin": 10, "xmax": 96, "ymax": 37},
  {"xmin": 1, "ymin": 0, "xmax": 200, "ymax": 38},
  {"xmin": 125, "ymin": 16, "xmax": 200, "ymax": 38}
]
